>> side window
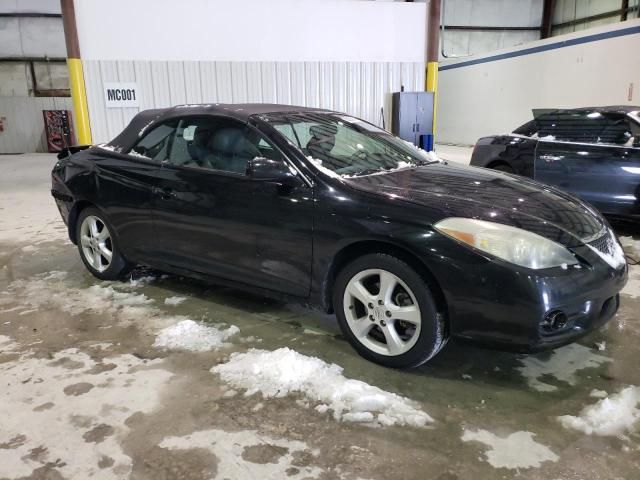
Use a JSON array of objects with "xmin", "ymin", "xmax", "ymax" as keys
[
  {"xmin": 166, "ymin": 117, "xmax": 285, "ymax": 174},
  {"xmin": 129, "ymin": 121, "xmax": 177, "ymax": 162},
  {"xmin": 535, "ymin": 111, "xmax": 630, "ymax": 145},
  {"xmin": 599, "ymin": 114, "xmax": 635, "ymax": 145}
]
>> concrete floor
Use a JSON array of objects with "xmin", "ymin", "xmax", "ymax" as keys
[{"xmin": 1, "ymin": 153, "xmax": 639, "ymax": 480}]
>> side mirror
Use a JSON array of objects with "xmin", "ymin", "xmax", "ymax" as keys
[{"xmin": 247, "ymin": 157, "xmax": 298, "ymax": 184}]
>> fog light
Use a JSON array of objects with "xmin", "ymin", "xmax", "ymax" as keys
[{"xmin": 542, "ymin": 310, "xmax": 568, "ymax": 331}]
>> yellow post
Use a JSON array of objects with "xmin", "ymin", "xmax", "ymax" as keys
[
  {"xmin": 426, "ymin": 61, "xmax": 438, "ymax": 135},
  {"xmin": 425, "ymin": 0, "xmax": 441, "ymax": 143},
  {"xmin": 61, "ymin": 0, "xmax": 92, "ymax": 145},
  {"xmin": 67, "ymin": 58, "xmax": 92, "ymax": 144}
]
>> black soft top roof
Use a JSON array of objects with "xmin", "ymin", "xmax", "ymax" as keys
[{"xmin": 107, "ymin": 103, "xmax": 335, "ymax": 151}]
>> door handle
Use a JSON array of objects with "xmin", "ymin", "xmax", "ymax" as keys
[
  {"xmin": 153, "ymin": 187, "xmax": 177, "ymax": 200},
  {"xmin": 540, "ymin": 154, "xmax": 565, "ymax": 162}
]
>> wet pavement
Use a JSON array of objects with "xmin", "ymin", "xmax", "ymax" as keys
[{"xmin": 0, "ymin": 154, "xmax": 639, "ymax": 480}]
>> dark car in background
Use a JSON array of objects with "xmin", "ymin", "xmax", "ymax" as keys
[
  {"xmin": 471, "ymin": 106, "xmax": 640, "ymax": 221},
  {"xmin": 52, "ymin": 104, "xmax": 627, "ymax": 368}
]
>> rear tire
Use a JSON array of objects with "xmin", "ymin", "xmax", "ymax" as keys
[
  {"xmin": 76, "ymin": 207, "xmax": 132, "ymax": 280},
  {"xmin": 333, "ymin": 253, "xmax": 447, "ymax": 368}
]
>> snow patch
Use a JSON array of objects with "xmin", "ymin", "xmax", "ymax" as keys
[
  {"xmin": 5, "ymin": 271, "xmax": 206, "ymax": 335},
  {"xmin": 461, "ymin": 429, "xmax": 558, "ymax": 470},
  {"xmin": 153, "ymin": 320, "xmax": 239, "ymax": 352},
  {"xmin": 159, "ymin": 429, "xmax": 323, "ymax": 479},
  {"xmin": 558, "ymin": 386, "xmax": 640, "ymax": 438},
  {"xmin": 0, "ymin": 334, "xmax": 18, "ymax": 353},
  {"xmin": 306, "ymin": 156, "xmax": 343, "ymax": 179},
  {"xmin": 211, "ymin": 347, "xmax": 432, "ymax": 428},
  {"xmin": 517, "ymin": 343, "xmax": 611, "ymax": 392},
  {"xmin": 164, "ymin": 296, "xmax": 187, "ymax": 306},
  {"xmin": 590, "ymin": 389, "xmax": 608, "ymax": 399},
  {"xmin": 96, "ymin": 143, "xmax": 122, "ymax": 153},
  {"xmin": 0, "ymin": 348, "xmax": 172, "ymax": 479}
]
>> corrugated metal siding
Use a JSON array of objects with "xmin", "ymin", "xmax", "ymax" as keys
[
  {"xmin": 0, "ymin": 96, "xmax": 73, "ymax": 153},
  {"xmin": 83, "ymin": 60, "xmax": 425, "ymax": 144}
]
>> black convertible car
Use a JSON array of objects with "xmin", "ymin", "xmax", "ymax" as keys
[
  {"xmin": 471, "ymin": 106, "xmax": 640, "ymax": 221},
  {"xmin": 52, "ymin": 104, "xmax": 627, "ymax": 368}
]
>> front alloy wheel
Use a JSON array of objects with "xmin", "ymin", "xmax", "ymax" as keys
[
  {"xmin": 334, "ymin": 253, "xmax": 447, "ymax": 368},
  {"xmin": 343, "ymin": 269, "xmax": 421, "ymax": 356}
]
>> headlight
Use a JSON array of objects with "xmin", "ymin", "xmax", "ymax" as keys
[{"xmin": 434, "ymin": 218, "xmax": 578, "ymax": 269}]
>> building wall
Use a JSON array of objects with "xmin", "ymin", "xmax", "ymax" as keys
[
  {"xmin": 0, "ymin": 96, "xmax": 73, "ymax": 153},
  {"xmin": 74, "ymin": 0, "xmax": 427, "ymax": 144},
  {"xmin": 441, "ymin": 0, "xmax": 543, "ymax": 58},
  {"xmin": 0, "ymin": 0, "xmax": 70, "ymax": 153},
  {"xmin": 552, "ymin": 0, "xmax": 640, "ymax": 35},
  {"xmin": 436, "ymin": 19, "xmax": 640, "ymax": 145}
]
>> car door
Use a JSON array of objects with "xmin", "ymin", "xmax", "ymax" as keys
[
  {"xmin": 150, "ymin": 115, "xmax": 313, "ymax": 296},
  {"xmin": 90, "ymin": 122, "xmax": 175, "ymax": 261},
  {"xmin": 534, "ymin": 111, "xmax": 640, "ymax": 216}
]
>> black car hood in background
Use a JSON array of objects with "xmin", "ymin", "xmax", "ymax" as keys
[{"xmin": 343, "ymin": 163, "xmax": 605, "ymax": 247}]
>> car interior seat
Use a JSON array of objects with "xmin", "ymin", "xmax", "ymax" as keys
[
  {"xmin": 185, "ymin": 126, "xmax": 213, "ymax": 167},
  {"xmin": 208, "ymin": 127, "xmax": 260, "ymax": 174},
  {"xmin": 306, "ymin": 124, "xmax": 338, "ymax": 166}
]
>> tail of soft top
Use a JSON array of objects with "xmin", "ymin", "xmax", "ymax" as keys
[{"xmin": 57, "ymin": 144, "xmax": 92, "ymax": 160}]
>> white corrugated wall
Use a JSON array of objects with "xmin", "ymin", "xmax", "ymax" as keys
[{"xmin": 83, "ymin": 60, "xmax": 425, "ymax": 144}]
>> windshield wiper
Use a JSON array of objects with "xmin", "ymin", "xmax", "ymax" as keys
[
  {"xmin": 350, "ymin": 167, "xmax": 389, "ymax": 177},
  {"xmin": 415, "ymin": 159, "xmax": 441, "ymax": 166}
]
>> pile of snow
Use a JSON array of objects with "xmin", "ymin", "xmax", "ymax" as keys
[
  {"xmin": 164, "ymin": 296, "xmax": 187, "ymax": 306},
  {"xmin": 558, "ymin": 386, "xmax": 640, "ymax": 437},
  {"xmin": 517, "ymin": 344, "xmax": 611, "ymax": 392},
  {"xmin": 211, "ymin": 347, "xmax": 433, "ymax": 427},
  {"xmin": 461, "ymin": 429, "xmax": 558, "ymax": 470},
  {"xmin": 153, "ymin": 320, "xmax": 239, "ymax": 352}
]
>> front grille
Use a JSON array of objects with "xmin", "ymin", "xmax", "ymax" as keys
[{"xmin": 588, "ymin": 232, "xmax": 614, "ymax": 256}]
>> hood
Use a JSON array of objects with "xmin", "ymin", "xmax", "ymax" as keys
[{"xmin": 343, "ymin": 163, "xmax": 606, "ymax": 247}]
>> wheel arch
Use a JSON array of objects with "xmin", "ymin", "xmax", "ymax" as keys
[
  {"xmin": 322, "ymin": 240, "xmax": 449, "ymax": 328},
  {"xmin": 67, "ymin": 200, "xmax": 95, "ymax": 244}
]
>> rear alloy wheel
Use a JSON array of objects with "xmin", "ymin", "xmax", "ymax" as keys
[
  {"xmin": 334, "ymin": 253, "xmax": 447, "ymax": 368},
  {"xmin": 76, "ymin": 207, "xmax": 131, "ymax": 280}
]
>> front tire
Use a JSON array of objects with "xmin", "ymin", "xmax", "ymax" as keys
[
  {"xmin": 333, "ymin": 253, "xmax": 447, "ymax": 368},
  {"xmin": 76, "ymin": 207, "xmax": 132, "ymax": 280}
]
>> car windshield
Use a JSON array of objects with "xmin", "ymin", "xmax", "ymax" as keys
[{"xmin": 262, "ymin": 112, "xmax": 439, "ymax": 177}]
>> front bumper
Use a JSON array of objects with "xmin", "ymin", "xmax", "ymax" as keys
[{"xmin": 426, "ymin": 237, "xmax": 628, "ymax": 352}]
